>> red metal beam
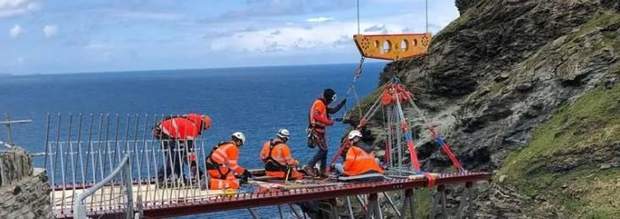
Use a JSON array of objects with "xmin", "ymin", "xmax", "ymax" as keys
[
  {"xmin": 142, "ymin": 172, "xmax": 489, "ymax": 218},
  {"xmin": 57, "ymin": 172, "xmax": 490, "ymax": 219}
]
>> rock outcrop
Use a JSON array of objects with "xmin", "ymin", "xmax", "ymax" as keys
[
  {"xmin": 0, "ymin": 147, "xmax": 51, "ymax": 218},
  {"xmin": 353, "ymin": 0, "xmax": 620, "ymax": 217}
]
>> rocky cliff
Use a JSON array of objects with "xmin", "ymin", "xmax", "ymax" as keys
[
  {"xmin": 0, "ymin": 147, "xmax": 51, "ymax": 218},
  {"xmin": 355, "ymin": 0, "xmax": 619, "ymax": 217}
]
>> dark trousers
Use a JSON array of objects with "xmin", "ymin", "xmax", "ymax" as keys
[
  {"xmin": 306, "ymin": 131, "xmax": 328, "ymax": 173},
  {"xmin": 158, "ymin": 139, "xmax": 198, "ymax": 180}
]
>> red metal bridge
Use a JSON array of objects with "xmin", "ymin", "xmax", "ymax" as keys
[{"xmin": 43, "ymin": 112, "xmax": 489, "ymax": 219}]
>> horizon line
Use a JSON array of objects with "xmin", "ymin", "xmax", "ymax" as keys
[{"xmin": 7, "ymin": 60, "xmax": 389, "ymax": 77}]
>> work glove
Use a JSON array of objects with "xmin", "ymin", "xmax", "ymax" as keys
[
  {"xmin": 240, "ymin": 175, "xmax": 249, "ymax": 184},
  {"xmin": 239, "ymin": 170, "xmax": 252, "ymax": 184},
  {"xmin": 243, "ymin": 169, "xmax": 252, "ymax": 178}
]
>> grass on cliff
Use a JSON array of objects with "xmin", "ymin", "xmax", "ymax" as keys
[{"xmin": 497, "ymin": 84, "xmax": 620, "ymax": 218}]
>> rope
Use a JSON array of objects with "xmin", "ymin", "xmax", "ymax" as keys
[
  {"xmin": 356, "ymin": 0, "xmax": 361, "ymax": 34},
  {"xmin": 425, "ymin": 0, "xmax": 429, "ymax": 33},
  {"xmin": 342, "ymin": 57, "xmax": 366, "ymax": 120}
]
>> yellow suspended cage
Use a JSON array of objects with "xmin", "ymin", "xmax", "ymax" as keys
[{"xmin": 352, "ymin": 0, "xmax": 432, "ymax": 61}]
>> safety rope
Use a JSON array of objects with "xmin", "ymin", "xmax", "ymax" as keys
[{"xmin": 342, "ymin": 57, "xmax": 366, "ymax": 121}]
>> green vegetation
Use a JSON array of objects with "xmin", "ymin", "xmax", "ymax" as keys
[{"xmin": 497, "ymin": 84, "xmax": 620, "ymax": 217}]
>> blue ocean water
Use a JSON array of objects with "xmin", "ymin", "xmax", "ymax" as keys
[{"xmin": 0, "ymin": 63, "xmax": 384, "ymax": 218}]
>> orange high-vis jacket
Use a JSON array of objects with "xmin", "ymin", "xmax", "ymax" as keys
[
  {"xmin": 159, "ymin": 117, "xmax": 200, "ymax": 140},
  {"xmin": 260, "ymin": 140, "xmax": 298, "ymax": 167},
  {"xmin": 209, "ymin": 142, "xmax": 245, "ymax": 177},
  {"xmin": 343, "ymin": 145, "xmax": 384, "ymax": 176},
  {"xmin": 309, "ymin": 98, "xmax": 334, "ymax": 131}
]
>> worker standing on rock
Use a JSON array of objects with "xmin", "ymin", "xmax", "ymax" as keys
[
  {"xmin": 305, "ymin": 88, "xmax": 346, "ymax": 177},
  {"xmin": 335, "ymin": 130, "xmax": 384, "ymax": 176},
  {"xmin": 260, "ymin": 129, "xmax": 303, "ymax": 180},
  {"xmin": 205, "ymin": 132, "xmax": 252, "ymax": 189},
  {"xmin": 154, "ymin": 113, "xmax": 212, "ymax": 182}
]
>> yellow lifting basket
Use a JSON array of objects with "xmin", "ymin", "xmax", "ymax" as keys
[{"xmin": 353, "ymin": 33, "xmax": 432, "ymax": 61}]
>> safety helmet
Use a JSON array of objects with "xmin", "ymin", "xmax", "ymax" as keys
[
  {"xmin": 232, "ymin": 132, "xmax": 246, "ymax": 145},
  {"xmin": 347, "ymin": 130, "xmax": 362, "ymax": 140},
  {"xmin": 277, "ymin": 129, "xmax": 290, "ymax": 139},
  {"xmin": 202, "ymin": 115, "xmax": 212, "ymax": 130}
]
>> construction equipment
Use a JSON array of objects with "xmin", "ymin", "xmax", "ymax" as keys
[{"xmin": 352, "ymin": 0, "xmax": 432, "ymax": 61}]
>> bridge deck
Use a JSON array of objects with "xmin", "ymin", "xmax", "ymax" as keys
[{"xmin": 53, "ymin": 171, "xmax": 489, "ymax": 218}]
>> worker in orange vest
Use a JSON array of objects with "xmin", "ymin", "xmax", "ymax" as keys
[
  {"xmin": 154, "ymin": 113, "xmax": 212, "ymax": 182},
  {"xmin": 335, "ymin": 130, "xmax": 384, "ymax": 176},
  {"xmin": 260, "ymin": 129, "xmax": 303, "ymax": 180},
  {"xmin": 205, "ymin": 132, "xmax": 251, "ymax": 189},
  {"xmin": 305, "ymin": 88, "xmax": 346, "ymax": 177}
]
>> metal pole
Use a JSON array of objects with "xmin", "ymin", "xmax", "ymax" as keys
[
  {"xmin": 124, "ymin": 155, "xmax": 134, "ymax": 219},
  {"xmin": 44, "ymin": 113, "xmax": 51, "ymax": 171},
  {"xmin": 346, "ymin": 196, "xmax": 355, "ymax": 219},
  {"xmin": 76, "ymin": 114, "xmax": 87, "ymax": 189},
  {"xmin": 58, "ymin": 115, "xmax": 68, "ymax": 212},
  {"xmin": 141, "ymin": 114, "xmax": 152, "ymax": 205},
  {"xmin": 4, "ymin": 113, "xmax": 13, "ymax": 145},
  {"xmin": 440, "ymin": 185, "xmax": 448, "ymax": 219},
  {"xmin": 132, "ymin": 114, "xmax": 142, "ymax": 199},
  {"xmin": 67, "ymin": 114, "xmax": 78, "ymax": 206},
  {"xmin": 278, "ymin": 205, "xmax": 285, "ymax": 219},
  {"xmin": 401, "ymin": 189, "xmax": 416, "ymax": 219},
  {"xmin": 87, "ymin": 114, "xmax": 97, "ymax": 209},
  {"xmin": 248, "ymin": 208, "xmax": 259, "ymax": 219},
  {"xmin": 383, "ymin": 192, "xmax": 401, "ymax": 217}
]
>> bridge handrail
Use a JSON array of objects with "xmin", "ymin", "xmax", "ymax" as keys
[{"xmin": 73, "ymin": 154, "xmax": 133, "ymax": 219}]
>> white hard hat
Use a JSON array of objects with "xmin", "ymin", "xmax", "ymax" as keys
[
  {"xmin": 348, "ymin": 130, "xmax": 362, "ymax": 140},
  {"xmin": 277, "ymin": 129, "xmax": 290, "ymax": 139},
  {"xmin": 232, "ymin": 132, "xmax": 246, "ymax": 145}
]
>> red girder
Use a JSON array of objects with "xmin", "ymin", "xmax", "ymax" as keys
[{"xmin": 54, "ymin": 172, "xmax": 489, "ymax": 218}]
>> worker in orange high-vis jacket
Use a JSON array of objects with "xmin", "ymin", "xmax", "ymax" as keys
[
  {"xmin": 305, "ymin": 88, "xmax": 346, "ymax": 177},
  {"xmin": 154, "ymin": 113, "xmax": 212, "ymax": 182},
  {"xmin": 260, "ymin": 129, "xmax": 303, "ymax": 180},
  {"xmin": 335, "ymin": 130, "xmax": 384, "ymax": 176},
  {"xmin": 205, "ymin": 132, "xmax": 251, "ymax": 190}
]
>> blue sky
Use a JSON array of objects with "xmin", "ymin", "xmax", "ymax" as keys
[{"xmin": 1, "ymin": 0, "xmax": 459, "ymax": 74}]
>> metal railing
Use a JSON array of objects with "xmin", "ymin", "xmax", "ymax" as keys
[
  {"xmin": 73, "ymin": 154, "xmax": 133, "ymax": 219},
  {"xmin": 45, "ymin": 113, "xmax": 213, "ymax": 217}
]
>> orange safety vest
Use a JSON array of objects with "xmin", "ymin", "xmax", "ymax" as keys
[
  {"xmin": 260, "ymin": 140, "xmax": 303, "ymax": 180},
  {"xmin": 343, "ymin": 145, "xmax": 384, "ymax": 176},
  {"xmin": 159, "ymin": 117, "xmax": 200, "ymax": 140},
  {"xmin": 207, "ymin": 142, "xmax": 245, "ymax": 178},
  {"xmin": 308, "ymin": 98, "xmax": 333, "ymax": 133},
  {"xmin": 206, "ymin": 142, "xmax": 245, "ymax": 189}
]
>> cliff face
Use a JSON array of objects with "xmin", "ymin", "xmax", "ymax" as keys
[
  {"xmin": 0, "ymin": 148, "xmax": 51, "ymax": 218},
  {"xmin": 359, "ymin": 0, "xmax": 619, "ymax": 217}
]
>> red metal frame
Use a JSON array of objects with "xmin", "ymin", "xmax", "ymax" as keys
[{"xmin": 55, "ymin": 172, "xmax": 489, "ymax": 218}]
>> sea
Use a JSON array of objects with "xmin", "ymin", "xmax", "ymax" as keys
[{"xmin": 0, "ymin": 63, "xmax": 384, "ymax": 218}]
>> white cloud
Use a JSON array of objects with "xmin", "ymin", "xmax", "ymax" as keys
[
  {"xmin": 43, "ymin": 25, "xmax": 58, "ymax": 38},
  {"xmin": 209, "ymin": 11, "xmax": 458, "ymax": 54},
  {"xmin": 0, "ymin": 0, "xmax": 40, "ymax": 18},
  {"xmin": 9, "ymin": 24, "xmax": 22, "ymax": 38},
  {"xmin": 306, "ymin": 16, "xmax": 333, "ymax": 23}
]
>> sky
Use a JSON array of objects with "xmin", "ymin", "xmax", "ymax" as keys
[{"xmin": 1, "ymin": 0, "xmax": 459, "ymax": 75}]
